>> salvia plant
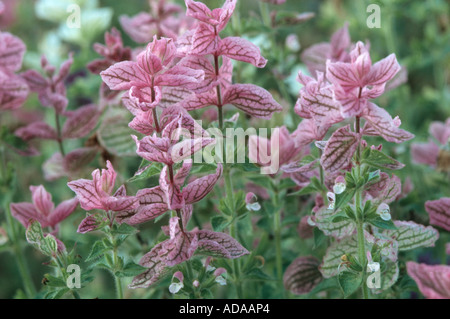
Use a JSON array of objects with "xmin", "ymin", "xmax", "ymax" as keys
[{"xmin": 0, "ymin": 0, "xmax": 449, "ymax": 300}]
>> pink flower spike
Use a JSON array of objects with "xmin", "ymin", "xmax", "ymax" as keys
[{"xmin": 407, "ymin": 262, "xmax": 450, "ymax": 299}]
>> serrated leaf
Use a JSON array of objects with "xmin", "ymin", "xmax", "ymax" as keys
[
  {"xmin": 211, "ymin": 215, "xmax": 231, "ymax": 232},
  {"xmin": 362, "ymin": 149, "xmax": 404, "ymax": 170},
  {"xmin": 338, "ymin": 270, "xmax": 363, "ymax": 297},
  {"xmin": 86, "ymin": 241, "xmax": 108, "ymax": 262}
]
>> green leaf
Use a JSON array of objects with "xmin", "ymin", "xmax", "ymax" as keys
[
  {"xmin": 43, "ymin": 274, "xmax": 67, "ymax": 288},
  {"xmin": 112, "ymin": 223, "xmax": 137, "ymax": 236},
  {"xmin": 361, "ymin": 149, "xmax": 405, "ymax": 170},
  {"xmin": 128, "ymin": 162, "xmax": 163, "ymax": 183},
  {"xmin": 86, "ymin": 241, "xmax": 108, "ymax": 262},
  {"xmin": 334, "ymin": 188, "xmax": 356, "ymax": 211},
  {"xmin": 231, "ymin": 162, "xmax": 260, "ymax": 172},
  {"xmin": 289, "ymin": 177, "xmax": 325, "ymax": 196},
  {"xmin": 244, "ymin": 268, "xmax": 273, "ymax": 280},
  {"xmin": 338, "ymin": 270, "xmax": 364, "ymax": 297},
  {"xmin": 313, "ymin": 228, "xmax": 326, "ymax": 249},
  {"xmin": 368, "ymin": 216, "xmax": 397, "ymax": 230},
  {"xmin": 44, "ymin": 288, "xmax": 70, "ymax": 299},
  {"xmin": 211, "ymin": 216, "xmax": 230, "ymax": 232}
]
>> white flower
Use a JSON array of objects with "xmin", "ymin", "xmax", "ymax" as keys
[
  {"xmin": 169, "ymin": 282, "xmax": 183, "ymax": 294},
  {"xmin": 333, "ymin": 182, "xmax": 346, "ymax": 194},
  {"xmin": 215, "ymin": 276, "xmax": 227, "ymax": 286},
  {"xmin": 367, "ymin": 262, "xmax": 380, "ymax": 273},
  {"xmin": 377, "ymin": 203, "xmax": 391, "ymax": 221}
]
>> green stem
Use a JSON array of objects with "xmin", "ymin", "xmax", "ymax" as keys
[
  {"xmin": 113, "ymin": 245, "xmax": 123, "ymax": 299},
  {"xmin": 355, "ymin": 115, "xmax": 368, "ymax": 299},
  {"xmin": 272, "ymin": 183, "xmax": 283, "ymax": 291},
  {"xmin": 108, "ymin": 230, "xmax": 123, "ymax": 299},
  {"xmin": 54, "ymin": 113, "xmax": 65, "ymax": 157},
  {"xmin": 224, "ymin": 166, "xmax": 242, "ymax": 298}
]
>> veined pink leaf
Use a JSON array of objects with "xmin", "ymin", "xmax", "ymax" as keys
[
  {"xmin": 429, "ymin": 120, "xmax": 450, "ymax": 145},
  {"xmin": 129, "ymin": 86, "xmax": 161, "ymax": 111},
  {"xmin": 196, "ymin": 229, "xmax": 249, "ymax": 258},
  {"xmin": 425, "ymin": 198, "xmax": 450, "ymax": 232},
  {"xmin": 219, "ymin": 37, "xmax": 267, "ymax": 68},
  {"xmin": 133, "ymin": 135, "xmax": 171, "ymax": 165},
  {"xmin": 77, "ymin": 213, "xmax": 104, "ymax": 234},
  {"xmin": 155, "ymin": 65, "xmax": 204, "ymax": 89},
  {"xmin": 47, "ymin": 198, "xmax": 78, "ymax": 227},
  {"xmin": 10, "ymin": 203, "xmax": 40, "ymax": 228},
  {"xmin": 174, "ymin": 90, "xmax": 217, "ymax": 111},
  {"xmin": 407, "ymin": 262, "xmax": 450, "ymax": 299},
  {"xmin": 283, "ymin": 256, "xmax": 323, "ymax": 295},
  {"xmin": 0, "ymin": 32, "xmax": 26, "ymax": 72},
  {"xmin": 190, "ymin": 23, "xmax": 219, "ymax": 55},
  {"xmin": 362, "ymin": 103, "xmax": 414, "ymax": 143},
  {"xmin": 175, "ymin": 160, "xmax": 193, "ymax": 186},
  {"xmin": 292, "ymin": 118, "xmax": 330, "ymax": 148},
  {"xmin": 183, "ymin": 164, "xmax": 222, "ymax": 204},
  {"xmin": 130, "ymin": 242, "xmax": 169, "ymax": 288},
  {"xmin": 30, "ymin": 185, "xmax": 54, "ymax": 217},
  {"xmin": 222, "ymin": 84, "xmax": 283, "ymax": 119},
  {"xmin": 63, "ymin": 147, "xmax": 98, "ymax": 173},
  {"xmin": 100, "ymin": 61, "xmax": 148, "ymax": 90},
  {"xmin": 170, "ymin": 137, "xmax": 215, "ymax": 164},
  {"xmin": 67, "ymin": 179, "xmax": 103, "ymax": 211},
  {"xmin": 320, "ymin": 125, "xmax": 359, "ymax": 174},
  {"xmin": 62, "ymin": 104, "xmax": 100, "ymax": 139},
  {"xmin": 366, "ymin": 54, "xmax": 400, "ymax": 87},
  {"xmin": 128, "ymin": 186, "xmax": 169, "ymax": 225},
  {"xmin": 163, "ymin": 220, "xmax": 198, "ymax": 266},
  {"xmin": 15, "ymin": 121, "xmax": 57, "ymax": 141},
  {"xmin": 20, "ymin": 69, "xmax": 48, "ymax": 92}
]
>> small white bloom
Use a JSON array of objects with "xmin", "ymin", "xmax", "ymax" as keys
[
  {"xmin": 215, "ymin": 275, "xmax": 227, "ymax": 286},
  {"xmin": 367, "ymin": 262, "xmax": 380, "ymax": 273},
  {"xmin": 169, "ymin": 282, "xmax": 183, "ymax": 294},
  {"xmin": 193, "ymin": 280, "xmax": 200, "ymax": 288},
  {"xmin": 206, "ymin": 265, "xmax": 216, "ymax": 272},
  {"xmin": 333, "ymin": 183, "xmax": 346, "ymax": 195},
  {"xmin": 246, "ymin": 202, "xmax": 261, "ymax": 212},
  {"xmin": 377, "ymin": 203, "xmax": 391, "ymax": 221}
]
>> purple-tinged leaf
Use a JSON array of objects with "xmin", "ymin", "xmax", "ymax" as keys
[
  {"xmin": 63, "ymin": 147, "xmax": 98, "ymax": 173},
  {"xmin": 197, "ymin": 229, "xmax": 249, "ymax": 258},
  {"xmin": 128, "ymin": 186, "xmax": 169, "ymax": 225},
  {"xmin": 283, "ymin": 256, "xmax": 323, "ymax": 295},
  {"xmin": 407, "ymin": 262, "xmax": 450, "ymax": 299},
  {"xmin": 425, "ymin": 198, "xmax": 450, "ymax": 232},
  {"xmin": 30, "ymin": 185, "xmax": 54, "ymax": 217},
  {"xmin": 219, "ymin": 37, "xmax": 267, "ymax": 68},
  {"xmin": 362, "ymin": 102, "xmax": 414, "ymax": 143},
  {"xmin": 100, "ymin": 61, "xmax": 148, "ymax": 90},
  {"xmin": 183, "ymin": 164, "xmax": 222, "ymax": 204},
  {"xmin": 62, "ymin": 104, "xmax": 100, "ymax": 139},
  {"xmin": 15, "ymin": 121, "xmax": 58, "ymax": 141},
  {"xmin": 77, "ymin": 213, "xmax": 104, "ymax": 234},
  {"xmin": 67, "ymin": 179, "xmax": 103, "ymax": 211},
  {"xmin": 223, "ymin": 84, "xmax": 283, "ymax": 119},
  {"xmin": 320, "ymin": 125, "xmax": 359, "ymax": 174}
]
